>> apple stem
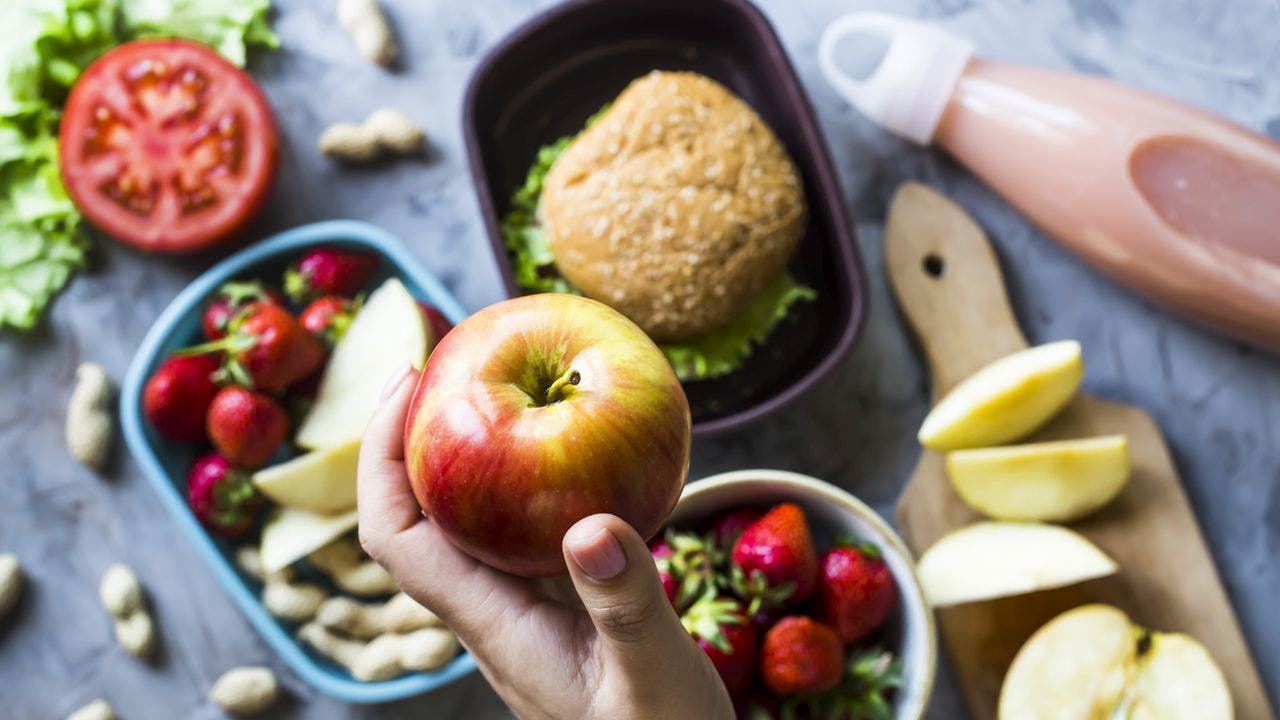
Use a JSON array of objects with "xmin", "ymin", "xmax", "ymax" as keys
[{"xmin": 545, "ymin": 369, "xmax": 581, "ymax": 404}]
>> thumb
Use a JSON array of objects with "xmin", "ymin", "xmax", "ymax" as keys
[{"xmin": 563, "ymin": 514, "xmax": 686, "ymax": 660}]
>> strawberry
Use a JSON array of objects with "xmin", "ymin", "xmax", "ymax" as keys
[
  {"xmin": 650, "ymin": 539, "xmax": 680, "ymax": 606},
  {"xmin": 227, "ymin": 302, "xmax": 326, "ymax": 391},
  {"xmin": 818, "ymin": 541, "xmax": 897, "ymax": 644},
  {"xmin": 299, "ymin": 295, "xmax": 359, "ymax": 347},
  {"xmin": 202, "ymin": 280, "xmax": 284, "ymax": 341},
  {"xmin": 284, "ymin": 247, "xmax": 378, "ymax": 302},
  {"xmin": 682, "ymin": 596, "xmax": 758, "ymax": 696},
  {"xmin": 731, "ymin": 503, "xmax": 819, "ymax": 606},
  {"xmin": 711, "ymin": 507, "xmax": 764, "ymax": 548},
  {"xmin": 187, "ymin": 453, "xmax": 261, "ymax": 539},
  {"xmin": 760, "ymin": 616, "xmax": 844, "ymax": 695},
  {"xmin": 142, "ymin": 354, "xmax": 221, "ymax": 442},
  {"xmin": 418, "ymin": 301, "xmax": 454, "ymax": 342},
  {"xmin": 206, "ymin": 387, "xmax": 288, "ymax": 468},
  {"xmin": 182, "ymin": 301, "xmax": 326, "ymax": 392},
  {"xmin": 780, "ymin": 647, "xmax": 903, "ymax": 720}
]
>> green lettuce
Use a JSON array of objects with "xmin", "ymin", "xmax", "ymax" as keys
[
  {"xmin": 0, "ymin": 0, "xmax": 277, "ymax": 330},
  {"xmin": 124, "ymin": 0, "xmax": 279, "ymax": 67},
  {"xmin": 0, "ymin": 107, "xmax": 85, "ymax": 329},
  {"xmin": 661, "ymin": 273, "xmax": 815, "ymax": 380},
  {"xmin": 500, "ymin": 113, "xmax": 815, "ymax": 382},
  {"xmin": 500, "ymin": 135, "xmax": 578, "ymax": 295}
]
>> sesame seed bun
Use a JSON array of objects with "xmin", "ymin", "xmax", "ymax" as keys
[{"xmin": 540, "ymin": 71, "xmax": 807, "ymax": 343}]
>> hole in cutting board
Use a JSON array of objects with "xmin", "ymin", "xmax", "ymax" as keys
[{"xmin": 922, "ymin": 254, "xmax": 945, "ymax": 278}]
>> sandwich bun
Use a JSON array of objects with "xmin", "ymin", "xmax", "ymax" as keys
[{"xmin": 541, "ymin": 71, "xmax": 806, "ymax": 343}]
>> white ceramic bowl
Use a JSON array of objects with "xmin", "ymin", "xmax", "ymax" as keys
[{"xmin": 669, "ymin": 469, "xmax": 936, "ymax": 719}]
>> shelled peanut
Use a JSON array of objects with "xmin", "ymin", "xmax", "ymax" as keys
[
  {"xmin": 99, "ymin": 564, "xmax": 154, "ymax": 658},
  {"xmin": 236, "ymin": 545, "xmax": 326, "ymax": 622},
  {"xmin": 210, "ymin": 666, "xmax": 280, "ymax": 716},
  {"xmin": 299, "ymin": 622, "xmax": 458, "ymax": 681}
]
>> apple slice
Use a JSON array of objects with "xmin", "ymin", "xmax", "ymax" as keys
[
  {"xmin": 260, "ymin": 506, "xmax": 358, "ymax": 574},
  {"xmin": 998, "ymin": 604, "xmax": 1134, "ymax": 718},
  {"xmin": 999, "ymin": 604, "xmax": 1231, "ymax": 720},
  {"xmin": 1126, "ymin": 632, "xmax": 1233, "ymax": 719},
  {"xmin": 916, "ymin": 522, "xmax": 1116, "ymax": 607},
  {"xmin": 946, "ymin": 435, "xmax": 1130, "ymax": 522},
  {"xmin": 252, "ymin": 439, "xmax": 360, "ymax": 515},
  {"xmin": 918, "ymin": 340, "xmax": 1083, "ymax": 451},
  {"xmin": 296, "ymin": 278, "xmax": 431, "ymax": 450}
]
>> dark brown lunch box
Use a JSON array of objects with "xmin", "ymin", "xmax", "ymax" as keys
[{"xmin": 463, "ymin": 0, "xmax": 866, "ymax": 437}]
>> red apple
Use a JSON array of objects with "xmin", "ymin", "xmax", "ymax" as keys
[{"xmin": 403, "ymin": 294, "xmax": 691, "ymax": 577}]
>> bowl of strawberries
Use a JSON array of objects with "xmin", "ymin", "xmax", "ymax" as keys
[{"xmin": 660, "ymin": 469, "xmax": 936, "ymax": 719}]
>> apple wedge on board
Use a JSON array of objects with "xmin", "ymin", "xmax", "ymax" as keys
[
  {"xmin": 917, "ymin": 340, "xmax": 1083, "ymax": 451},
  {"xmin": 999, "ymin": 604, "xmax": 1232, "ymax": 719},
  {"xmin": 945, "ymin": 435, "xmax": 1130, "ymax": 522},
  {"xmin": 916, "ymin": 522, "xmax": 1117, "ymax": 607},
  {"xmin": 296, "ymin": 278, "xmax": 432, "ymax": 450}
]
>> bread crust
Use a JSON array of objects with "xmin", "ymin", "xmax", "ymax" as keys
[{"xmin": 541, "ymin": 71, "xmax": 806, "ymax": 342}]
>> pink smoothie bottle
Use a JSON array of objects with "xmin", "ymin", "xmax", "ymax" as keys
[{"xmin": 819, "ymin": 13, "xmax": 1280, "ymax": 352}]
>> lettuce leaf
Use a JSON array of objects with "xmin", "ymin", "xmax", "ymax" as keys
[
  {"xmin": 0, "ymin": 0, "xmax": 277, "ymax": 330},
  {"xmin": 124, "ymin": 0, "xmax": 278, "ymax": 67},
  {"xmin": 4, "ymin": 0, "xmax": 123, "ymax": 110},
  {"xmin": 0, "ymin": 106, "xmax": 84, "ymax": 329},
  {"xmin": 661, "ymin": 273, "xmax": 815, "ymax": 381},
  {"xmin": 500, "ymin": 135, "xmax": 578, "ymax": 295},
  {"xmin": 500, "ymin": 114, "xmax": 815, "ymax": 381}
]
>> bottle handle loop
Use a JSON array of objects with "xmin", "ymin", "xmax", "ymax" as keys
[{"xmin": 819, "ymin": 13, "xmax": 974, "ymax": 145}]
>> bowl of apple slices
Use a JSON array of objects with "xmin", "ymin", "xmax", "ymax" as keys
[{"xmin": 120, "ymin": 220, "xmax": 477, "ymax": 703}]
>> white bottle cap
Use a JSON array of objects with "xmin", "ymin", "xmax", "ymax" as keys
[{"xmin": 819, "ymin": 13, "xmax": 974, "ymax": 145}]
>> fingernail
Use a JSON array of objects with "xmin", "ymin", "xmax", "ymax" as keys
[
  {"xmin": 379, "ymin": 362, "xmax": 412, "ymax": 401},
  {"xmin": 567, "ymin": 527, "xmax": 627, "ymax": 581}
]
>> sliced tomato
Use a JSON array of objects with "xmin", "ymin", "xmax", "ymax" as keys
[{"xmin": 58, "ymin": 39, "xmax": 278, "ymax": 253}]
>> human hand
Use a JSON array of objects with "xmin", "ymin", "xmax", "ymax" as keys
[{"xmin": 357, "ymin": 365, "xmax": 734, "ymax": 720}]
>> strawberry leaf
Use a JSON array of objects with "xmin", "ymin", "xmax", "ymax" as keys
[
  {"xmin": 664, "ymin": 528, "xmax": 725, "ymax": 612},
  {"xmin": 326, "ymin": 293, "xmax": 362, "ymax": 344},
  {"xmin": 283, "ymin": 265, "xmax": 311, "ymax": 303},
  {"xmin": 680, "ymin": 595, "xmax": 745, "ymax": 655},
  {"xmin": 219, "ymin": 279, "xmax": 271, "ymax": 306},
  {"xmin": 834, "ymin": 534, "xmax": 884, "ymax": 562},
  {"xmin": 212, "ymin": 467, "xmax": 256, "ymax": 508},
  {"xmin": 728, "ymin": 562, "xmax": 795, "ymax": 614}
]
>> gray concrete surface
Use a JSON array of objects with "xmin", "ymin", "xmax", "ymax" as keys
[{"xmin": 1, "ymin": 0, "xmax": 1277, "ymax": 717}]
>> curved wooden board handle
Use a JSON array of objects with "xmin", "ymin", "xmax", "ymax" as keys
[{"xmin": 884, "ymin": 182, "xmax": 1028, "ymax": 399}]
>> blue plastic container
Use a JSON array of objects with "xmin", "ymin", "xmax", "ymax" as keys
[{"xmin": 120, "ymin": 220, "xmax": 477, "ymax": 703}]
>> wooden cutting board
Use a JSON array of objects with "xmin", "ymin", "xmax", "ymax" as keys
[{"xmin": 886, "ymin": 182, "xmax": 1273, "ymax": 719}]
